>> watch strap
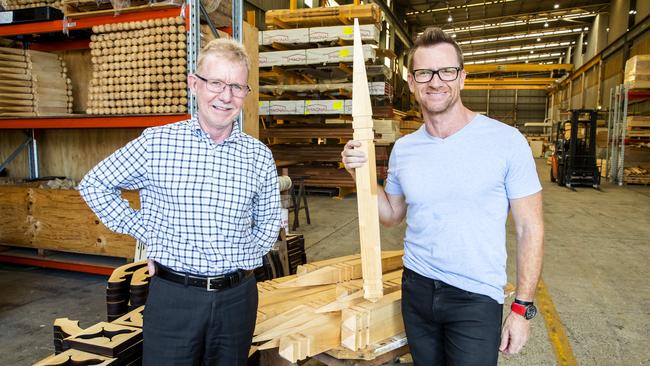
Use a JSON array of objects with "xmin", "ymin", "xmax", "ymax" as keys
[
  {"xmin": 514, "ymin": 298, "xmax": 534, "ymax": 306},
  {"xmin": 510, "ymin": 302, "xmax": 527, "ymax": 317}
]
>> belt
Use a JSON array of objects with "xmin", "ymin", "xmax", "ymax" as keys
[{"xmin": 155, "ymin": 263, "xmax": 252, "ymax": 291}]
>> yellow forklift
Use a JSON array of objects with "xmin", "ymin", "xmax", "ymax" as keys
[{"xmin": 550, "ymin": 109, "xmax": 601, "ymax": 189}]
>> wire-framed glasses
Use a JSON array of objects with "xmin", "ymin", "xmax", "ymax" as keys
[
  {"xmin": 195, "ymin": 74, "xmax": 251, "ymax": 97},
  {"xmin": 412, "ymin": 67, "xmax": 462, "ymax": 83}
]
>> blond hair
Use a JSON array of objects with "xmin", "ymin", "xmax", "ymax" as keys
[
  {"xmin": 197, "ymin": 38, "xmax": 251, "ymax": 74},
  {"xmin": 407, "ymin": 27, "xmax": 464, "ymax": 72}
]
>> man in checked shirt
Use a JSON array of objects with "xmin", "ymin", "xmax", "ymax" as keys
[{"xmin": 79, "ymin": 38, "xmax": 281, "ymax": 365}]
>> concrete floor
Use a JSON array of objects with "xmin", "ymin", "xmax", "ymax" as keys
[{"xmin": 1, "ymin": 160, "xmax": 649, "ymax": 365}]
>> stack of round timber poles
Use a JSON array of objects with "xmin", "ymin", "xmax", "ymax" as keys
[
  {"xmin": 1, "ymin": 0, "xmax": 62, "ymax": 10},
  {"xmin": 87, "ymin": 17, "xmax": 189, "ymax": 115},
  {"xmin": 0, "ymin": 47, "xmax": 73, "ymax": 117}
]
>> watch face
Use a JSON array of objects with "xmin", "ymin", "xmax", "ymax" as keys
[{"xmin": 525, "ymin": 305, "xmax": 537, "ymax": 320}]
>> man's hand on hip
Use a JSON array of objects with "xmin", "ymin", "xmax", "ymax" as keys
[{"xmin": 499, "ymin": 312, "xmax": 531, "ymax": 355}]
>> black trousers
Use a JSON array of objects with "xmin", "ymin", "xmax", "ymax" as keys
[
  {"xmin": 401, "ymin": 267, "xmax": 503, "ymax": 366},
  {"xmin": 142, "ymin": 274, "xmax": 258, "ymax": 366}
]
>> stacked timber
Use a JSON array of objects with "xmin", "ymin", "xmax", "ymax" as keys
[
  {"xmin": 259, "ymin": 6, "xmax": 394, "ymax": 192},
  {"xmin": 106, "ymin": 260, "xmax": 148, "ymax": 321},
  {"xmin": 34, "ymin": 261, "xmax": 149, "ymax": 365},
  {"xmin": 265, "ymin": 3, "xmax": 381, "ymax": 29},
  {"xmin": 624, "ymin": 55, "xmax": 650, "ymax": 89},
  {"xmin": 59, "ymin": 0, "xmax": 176, "ymax": 15},
  {"xmin": 626, "ymin": 115, "xmax": 650, "ymax": 137},
  {"xmin": 1, "ymin": 0, "xmax": 61, "ymax": 10},
  {"xmin": 0, "ymin": 47, "xmax": 73, "ymax": 117},
  {"xmin": 254, "ymin": 250, "xmax": 406, "ymax": 363},
  {"xmin": 395, "ymin": 109, "xmax": 424, "ymax": 136},
  {"xmin": 86, "ymin": 17, "xmax": 188, "ymax": 115},
  {"xmin": 624, "ymin": 165, "xmax": 650, "ymax": 185}
]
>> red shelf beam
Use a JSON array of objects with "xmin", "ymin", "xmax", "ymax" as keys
[
  {"xmin": 0, "ymin": 255, "xmax": 115, "ymax": 276},
  {"xmin": 0, "ymin": 6, "xmax": 188, "ymax": 37},
  {"xmin": 0, "ymin": 114, "xmax": 190, "ymax": 129}
]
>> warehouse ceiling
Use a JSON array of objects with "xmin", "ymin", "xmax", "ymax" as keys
[{"xmin": 391, "ymin": 0, "xmax": 611, "ymax": 66}]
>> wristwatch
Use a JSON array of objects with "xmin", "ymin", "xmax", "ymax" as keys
[{"xmin": 511, "ymin": 299, "xmax": 537, "ymax": 320}]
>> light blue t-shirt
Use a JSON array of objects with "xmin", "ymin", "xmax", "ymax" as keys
[{"xmin": 384, "ymin": 114, "xmax": 542, "ymax": 303}]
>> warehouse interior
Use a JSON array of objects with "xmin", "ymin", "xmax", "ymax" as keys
[{"xmin": 1, "ymin": 0, "xmax": 649, "ymax": 365}]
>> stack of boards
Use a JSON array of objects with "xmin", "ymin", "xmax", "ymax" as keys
[{"xmin": 0, "ymin": 47, "xmax": 72, "ymax": 117}]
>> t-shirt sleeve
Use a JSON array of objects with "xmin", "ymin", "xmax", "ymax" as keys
[
  {"xmin": 384, "ymin": 143, "xmax": 403, "ymax": 196},
  {"xmin": 505, "ymin": 132, "xmax": 542, "ymax": 199}
]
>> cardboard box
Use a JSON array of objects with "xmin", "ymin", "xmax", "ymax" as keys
[
  {"xmin": 260, "ymin": 28, "xmax": 310, "ymax": 45},
  {"xmin": 306, "ymin": 44, "xmax": 376, "ymax": 65},
  {"xmin": 258, "ymin": 101, "xmax": 270, "ymax": 115},
  {"xmin": 305, "ymin": 99, "xmax": 349, "ymax": 115},
  {"xmin": 259, "ymin": 50, "xmax": 307, "ymax": 67},
  {"xmin": 269, "ymin": 100, "xmax": 305, "ymax": 115},
  {"xmin": 309, "ymin": 24, "xmax": 380, "ymax": 43},
  {"xmin": 344, "ymin": 100, "xmax": 352, "ymax": 114},
  {"xmin": 369, "ymin": 81, "xmax": 389, "ymax": 95}
]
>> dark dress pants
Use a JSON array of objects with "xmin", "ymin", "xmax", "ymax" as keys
[
  {"xmin": 401, "ymin": 267, "xmax": 503, "ymax": 366},
  {"xmin": 143, "ymin": 274, "xmax": 257, "ymax": 366}
]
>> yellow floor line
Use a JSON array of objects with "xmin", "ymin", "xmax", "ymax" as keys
[{"xmin": 536, "ymin": 278, "xmax": 578, "ymax": 366}]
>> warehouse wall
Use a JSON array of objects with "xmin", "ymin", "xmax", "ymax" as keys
[
  {"xmin": 586, "ymin": 14, "xmax": 609, "ymax": 62},
  {"xmin": 609, "ymin": 0, "xmax": 630, "ymax": 42},
  {"xmin": 637, "ymin": 0, "xmax": 650, "ymax": 21},
  {"xmin": 0, "ymin": 130, "xmax": 141, "ymax": 182},
  {"xmin": 461, "ymin": 90, "xmax": 547, "ymax": 126},
  {"xmin": 550, "ymin": 0, "xmax": 650, "ymax": 112}
]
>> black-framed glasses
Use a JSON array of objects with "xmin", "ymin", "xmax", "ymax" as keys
[
  {"xmin": 413, "ymin": 67, "xmax": 462, "ymax": 83},
  {"xmin": 195, "ymin": 74, "xmax": 251, "ymax": 97}
]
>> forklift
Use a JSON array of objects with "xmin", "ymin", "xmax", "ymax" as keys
[{"xmin": 550, "ymin": 109, "xmax": 601, "ymax": 189}]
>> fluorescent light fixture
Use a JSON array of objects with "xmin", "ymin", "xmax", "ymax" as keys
[{"xmin": 456, "ymin": 27, "xmax": 584, "ymax": 46}]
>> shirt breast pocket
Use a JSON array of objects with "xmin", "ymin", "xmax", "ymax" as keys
[{"xmin": 216, "ymin": 172, "xmax": 258, "ymax": 214}]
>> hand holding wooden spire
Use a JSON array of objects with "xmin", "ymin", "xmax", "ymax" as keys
[{"xmin": 352, "ymin": 18, "xmax": 383, "ymax": 302}]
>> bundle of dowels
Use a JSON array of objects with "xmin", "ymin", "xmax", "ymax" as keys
[
  {"xmin": 0, "ymin": 47, "xmax": 73, "ymax": 117},
  {"xmin": 87, "ymin": 17, "xmax": 188, "ymax": 115},
  {"xmin": 0, "ymin": 0, "xmax": 62, "ymax": 11}
]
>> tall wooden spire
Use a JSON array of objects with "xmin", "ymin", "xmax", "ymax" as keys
[{"xmin": 352, "ymin": 18, "xmax": 383, "ymax": 302}]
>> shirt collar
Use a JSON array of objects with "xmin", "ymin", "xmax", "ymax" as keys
[{"xmin": 186, "ymin": 116, "xmax": 243, "ymax": 143}]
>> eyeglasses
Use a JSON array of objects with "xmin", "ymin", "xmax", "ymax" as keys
[
  {"xmin": 412, "ymin": 67, "xmax": 462, "ymax": 83},
  {"xmin": 195, "ymin": 74, "xmax": 251, "ymax": 98}
]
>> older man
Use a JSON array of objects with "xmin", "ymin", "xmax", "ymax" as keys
[
  {"xmin": 79, "ymin": 39, "xmax": 280, "ymax": 365},
  {"xmin": 342, "ymin": 27, "xmax": 544, "ymax": 365}
]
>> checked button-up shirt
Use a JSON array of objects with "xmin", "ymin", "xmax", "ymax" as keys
[{"xmin": 79, "ymin": 118, "xmax": 281, "ymax": 275}]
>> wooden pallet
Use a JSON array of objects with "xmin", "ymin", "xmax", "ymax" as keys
[
  {"xmin": 265, "ymin": 4, "xmax": 381, "ymax": 30},
  {"xmin": 624, "ymin": 175, "xmax": 650, "ymax": 185}
]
